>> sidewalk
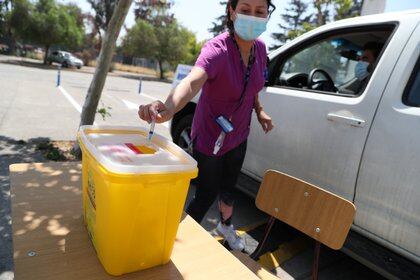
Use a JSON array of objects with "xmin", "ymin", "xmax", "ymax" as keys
[{"xmin": 0, "ymin": 137, "xmax": 46, "ymax": 280}]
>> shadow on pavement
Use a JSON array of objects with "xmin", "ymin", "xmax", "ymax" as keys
[
  {"xmin": 0, "ymin": 58, "xmax": 56, "ymax": 71},
  {"xmin": 118, "ymin": 73, "xmax": 172, "ymax": 84},
  {"xmin": 0, "ymin": 56, "xmax": 172, "ymax": 84},
  {"xmin": 0, "ymin": 135, "xmax": 72, "ymax": 278}
]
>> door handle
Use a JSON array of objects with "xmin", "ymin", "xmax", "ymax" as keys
[{"xmin": 327, "ymin": 113, "xmax": 366, "ymax": 127}]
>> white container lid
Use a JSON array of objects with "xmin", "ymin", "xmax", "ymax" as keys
[{"xmin": 78, "ymin": 125, "xmax": 197, "ymax": 174}]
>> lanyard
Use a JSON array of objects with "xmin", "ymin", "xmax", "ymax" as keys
[
  {"xmin": 230, "ymin": 33, "xmax": 255, "ymax": 119},
  {"xmin": 213, "ymin": 35, "xmax": 256, "ymax": 155}
]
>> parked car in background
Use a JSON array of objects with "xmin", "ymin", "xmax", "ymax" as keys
[
  {"xmin": 47, "ymin": 50, "xmax": 83, "ymax": 69},
  {"xmin": 0, "ymin": 44, "xmax": 9, "ymax": 54},
  {"xmin": 170, "ymin": 10, "xmax": 420, "ymax": 279}
]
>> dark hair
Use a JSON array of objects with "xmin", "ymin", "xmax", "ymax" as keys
[
  {"xmin": 226, "ymin": 0, "xmax": 276, "ymax": 33},
  {"xmin": 363, "ymin": 42, "xmax": 384, "ymax": 59}
]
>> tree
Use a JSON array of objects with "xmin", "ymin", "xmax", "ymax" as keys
[
  {"xmin": 65, "ymin": 3, "xmax": 85, "ymax": 28},
  {"xmin": 271, "ymin": 0, "xmax": 312, "ymax": 49},
  {"xmin": 121, "ymin": 19, "xmax": 191, "ymax": 79},
  {"xmin": 87, "ymin": 0, "xmax": 118, "ymax": 46},
  {"xmin": 5, "ymin": 0, "xmax": 32, "ymax": 53},
  {"xmin": 313, "ymin": 0, "xmax": 331, "ymax": 26},
  {"xmin": 32, "ymin": 0, "xmax": 84, "ymax": 64},
  {"xmin": 0, "ymin": 0, "xmax": 11, "ymax": 37},
  {"xmin": 126, "ymin": 0, "xmax": 189, "ymax": 79},
  {"xmin": 208, "ymin": 1, "xmax": 227, "ymax": 37},
  {"xmin": 10, "ymin": 0, "xmax": 84, "ymax": 64},
  {"xmin": 77, "ymin": 11, "xmax": 101, "ymax": 60},
  {"xmin": 134, "ymin": 0, "xmax": 174, "ymax": 26},
  {"xmin": 154, "ymin": 23, "xmax": 189, "ymax": 78},
  {"xmin": 121, "ymin": 20, "xmax": 157, "ymax": 58},
  {"xmin": 333, "ymin": 0, "xmax": 362, "ymax": 20},
  {"xmin": 311, "ymin": 0, "xmax": 362, "ymax": 26},
  {"xmin": 76, "ymin": 0, "xmax": 132, "ymax": 157},
  {"xmin": 271, "ymin": 0, "xmax": 363, "ymax": 50},
  {"xmin": 180, "ymin": 29, "xmax": 203, "ymax": 66}
]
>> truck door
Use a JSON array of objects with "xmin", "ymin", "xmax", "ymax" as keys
[
  {"xmin": 353, "ymin": 23, "xmax": 420, "ymax": 262},
  {"xmin": 243, "ymin": 23, "xmax": 405, "ymax": 201}
]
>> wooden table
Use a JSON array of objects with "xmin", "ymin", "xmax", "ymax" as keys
[{"xmin": 10, "ymin": 162, "xmax": 260, "ymax": 280}]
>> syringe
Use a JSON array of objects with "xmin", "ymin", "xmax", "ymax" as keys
[{"xmin": 148, "ymin": 119, "xmax": 156, "ymax": 144}]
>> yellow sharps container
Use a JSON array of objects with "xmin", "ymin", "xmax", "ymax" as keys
[{"xmin": 78, "ymin": 125, "xmax": 197, "ymax": 276}]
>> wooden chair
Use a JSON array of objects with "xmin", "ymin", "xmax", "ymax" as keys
[{"xmin": 232, "ymin": 170, "xmax": 356, "ymax": 280}]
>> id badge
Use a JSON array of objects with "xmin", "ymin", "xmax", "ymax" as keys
[{"xmin": 215, "ymin": 115, "xmax": 234, "ymax": 133}]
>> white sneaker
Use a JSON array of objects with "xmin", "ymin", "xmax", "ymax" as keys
[{"xmin": 216, "ymin": 222, "xmax": 245, "ymax": 251}]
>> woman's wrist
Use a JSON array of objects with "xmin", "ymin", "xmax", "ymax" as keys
[
  {"xmin": 255, "ymin": 105, "xmax": 263, "ymax": 117},
  {"xmin": 164, "ymin": 102, "xmax": 176, "ymax": 118}
]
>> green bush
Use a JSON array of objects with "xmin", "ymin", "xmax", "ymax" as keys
[{"xmin": 36, "ymin": 141, "xmax": 66, "ymax": 161}]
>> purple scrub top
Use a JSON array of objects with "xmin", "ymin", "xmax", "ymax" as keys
[{"xmin": 191, "ymin": 32, "xmax": 267, "ymax": 156}]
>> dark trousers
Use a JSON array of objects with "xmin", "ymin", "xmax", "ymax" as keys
[{"xmin": 186, "ymin": 141, "xmax": 247, "ymax": 223}]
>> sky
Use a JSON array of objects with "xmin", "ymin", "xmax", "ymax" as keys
[{"xmin": 63, "ymin": 0, "xmax": 420, "ymax": 48}]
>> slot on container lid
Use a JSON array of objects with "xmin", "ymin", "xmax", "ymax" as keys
[
  {"xmin": 124, "ymin": 142, "xmax": 157, "ymax": 155},
  {"xmin": 78, "ymin": 125, "xmax": 197, "ymax": 174}
]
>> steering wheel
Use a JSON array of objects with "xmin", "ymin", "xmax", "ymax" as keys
[{"xmin": 307, "ymin": 68, "xmax": 337, "ymax": 92}]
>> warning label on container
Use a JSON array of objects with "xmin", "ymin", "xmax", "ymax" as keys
[
  {"xmin": 87, "ymin": 169, "xmax": 96, "ymax": 210},
  {"xmin": 86, "ymin": 168, "xmax": 97, "ymax": 249}
]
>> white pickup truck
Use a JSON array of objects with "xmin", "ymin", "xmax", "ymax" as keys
[{"xmin": 170, "ymin": 10, "xmax": 420, "ymax": 278}]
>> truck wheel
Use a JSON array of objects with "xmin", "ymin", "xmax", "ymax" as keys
[
  {"xmin": 62, "ymin": 61, "xmax": 68, "ymax": 68},
  {"xmin": 173, "ymin": 114, "xmax": 193, "ymax": 156}
]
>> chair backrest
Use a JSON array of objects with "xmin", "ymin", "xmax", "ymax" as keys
[{"xmin": 255, "ymin": 170, "xmax": 356, "ymax": 250}]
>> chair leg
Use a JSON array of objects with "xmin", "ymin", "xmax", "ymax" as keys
[
  {"xmin": 250, "ymin": 216, "xmax": 276, "ymax": 260},
  {"xmin": 312, "ymin": 241, "xmax": 321, "ymax": 280}
]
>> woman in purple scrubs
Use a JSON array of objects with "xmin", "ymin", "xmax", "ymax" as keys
[{"xmin": 139, "ymin": 0, "xmax": 275, "ymax": 251}]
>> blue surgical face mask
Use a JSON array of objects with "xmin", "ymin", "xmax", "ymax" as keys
[
  {"xmin": 234, "ymin": 13, "xmax": 268, "ymax": 41},
  {"xmin": 355, "ymin": 61, "xmax": 369, "ymax": 80}
]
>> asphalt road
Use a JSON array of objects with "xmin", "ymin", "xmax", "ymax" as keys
[
  {"xmin": 0, "ymin": 56, "xmax": 387, "ymax": 280},
  {"xmin": 0, "ymin": 56, "xmax": 172, "ymax": 141}
]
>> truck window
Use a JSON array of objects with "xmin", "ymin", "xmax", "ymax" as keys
[
  {"xmin": 273, "ymin": 27, "xmax": 394, "ymax": 97},
  {"xmin": 403, "ymin": 57, "xmax": 420, "ymax": 107}
]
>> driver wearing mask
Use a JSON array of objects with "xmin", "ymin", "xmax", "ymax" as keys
[{"xmin": 355, "ymin": 42, "xmax": 384, "ymax": 87}]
